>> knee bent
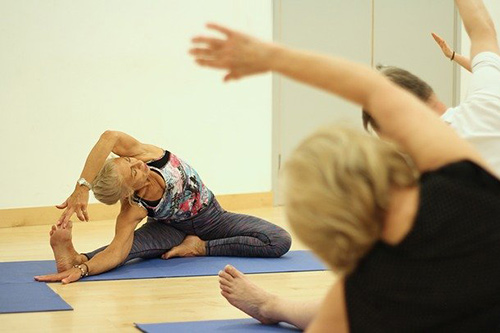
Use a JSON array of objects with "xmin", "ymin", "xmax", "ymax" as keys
[{"xmin": 271, "ymin": 230, "xmax": 292, "ymax": 258}]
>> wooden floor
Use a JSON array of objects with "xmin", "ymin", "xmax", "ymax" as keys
[{"xmin": 0, "ymin": 206, "xmax": 335, "ymax": 332}]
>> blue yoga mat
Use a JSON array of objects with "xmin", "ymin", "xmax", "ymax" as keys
[
  {"xmin": 135, "ymin": 318, "xmax": 300, "ymax": 332},
  {"xmin": 0, "ymin": 282, "xmax": 72, "ymax": 314},
  {"xmin": 0, "ymin": 260, "xmax": 72, "ymax": 314},
  {"xmin": 0, "ymin": 250, "xmax": 326, "ymax": 283},
  {"xmin": 0, "ymin": 260, "xmax": 58, "ymax": 284},
  {"xmin": 0, "ymin": 251, "xmax": 325, "ymax": 314},
  {"xmin": 85, "ymin": 250, "xmax": 326, "ymax": 281}
]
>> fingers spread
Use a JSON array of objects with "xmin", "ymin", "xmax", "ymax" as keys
[
  {"xmin": 224, "ymin": 72, "xmax": 242, "ymax": 82},
  {"xmin": 206, "ymin": 23, "xmax": 233, "ymax": 37},
  {"xmin": 189, "ymin": 47, "xmax": 214, "ymax": 56},
  {"xmin": 58, "ymin": 206, "xmax": 75, "ymax": 226},
  {"xmin": 192, "ymin": 36, "xmax": 225, "ymax": 49},
  {"xmin": 76, "ymin": 209, "xmax": 85, "ymax": 222},
  {"xmin": 56, "ymin": 201, "xmax": 68, "ymax": 209},
  {"xmin": 57, "ymin": 214, "xmax": 66, "ymax": 226},
  {"xmin": 195, "ymin": 58, "xmax": 229, "ymax": 69}
]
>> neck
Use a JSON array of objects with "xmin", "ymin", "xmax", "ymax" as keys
[
  {"xmin": 136, "ymin": 172, "xmax": 165, "ymax": 201},
  {"xmin": 428, "ymin": 95, "xmax": 448, "ymax": 116},
  {"xmin": 434, "ymin": 102, "xmax": 448, "ymax": 116}
]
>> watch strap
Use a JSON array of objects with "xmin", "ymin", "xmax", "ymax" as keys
[{"xmin": 77, "ymin": 177, "xmax": 92, "ymax": 190}]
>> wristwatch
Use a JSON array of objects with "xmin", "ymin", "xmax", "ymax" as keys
[{"xmin": 77, "ymin": 177, "xmax": 92, "ymax": 190}]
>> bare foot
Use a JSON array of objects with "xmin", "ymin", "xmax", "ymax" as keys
[
  {"xmin": 218, "ymin": 265, "xmax": 279, "ymax": 325},
  {"xmin": 49, "ymin": 221, "xmax": 82, "ymax": 272},
  {"xmin": 162, "ymin": 235, "xmax": 206, "ymax": 259}
]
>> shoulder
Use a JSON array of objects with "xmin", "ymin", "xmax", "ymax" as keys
[
  {"xmin": 118, "ymin": 198, "xmax": 148, "ymax": 221},
  {"xmin": 147, "ymin": 150, "xmax": 171, "ymax": 169},
  {"xmin": 471, "ymin": 52, "xmax": 500, "ymax": 72},
  {"xmin": 421, "ymin": 159, "xmax": 500, "ymax": 189},
  {"xmin": 466, "ymin": 52, "xmax": 500, "ymax": 98},
  {"xmin": 440, "ymin": 107, "xmax": 457, "ymax": 124},
  {"xmin": 136, "ymin": 145, "xmax": 166, "ymax": 162}
]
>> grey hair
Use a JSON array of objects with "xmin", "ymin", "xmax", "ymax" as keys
[{"xmin": 92, "ymin": 158, "xmax": 134, "ymax": 205}]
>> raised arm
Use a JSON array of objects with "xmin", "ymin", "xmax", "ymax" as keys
[
  {"xmin": 57, "ymin": 131, "xmax": 163, "ymax": 227},
  {"xmin": 191, "ymin": 24, "xmax": 487, "ymax": 173},
  {"xmin": 455, "ymin": 0, "xmax": 499, "ymax": 58},
  {"xmin": 431, "ymin": 32, "xmax": 472, "ymax": 72}
]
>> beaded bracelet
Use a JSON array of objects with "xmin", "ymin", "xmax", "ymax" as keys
[{"xmin": 74, "ymin": 263, "xmax": 89, "ymax": 278}]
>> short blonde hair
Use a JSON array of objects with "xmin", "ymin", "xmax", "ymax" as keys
[
  {"xmin": 283, "ymin": 126, "xmax": 418, "ymax": 275},
  {"xmin": 92, "ymin": 158, "xmax": 134, "ymax": 205}
]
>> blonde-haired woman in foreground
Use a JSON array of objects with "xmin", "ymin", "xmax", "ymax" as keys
[{"xmin": 191, "ymin": 0, "xmax": 500, "ymax": 330}]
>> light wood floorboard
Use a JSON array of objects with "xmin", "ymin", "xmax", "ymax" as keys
[{"xmin": 0, "ymin": 206, "xmax": 335, "ymax": 332}]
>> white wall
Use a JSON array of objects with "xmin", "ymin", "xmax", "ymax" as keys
[
  {"xmin": 0, "ymin": 0, "xmax": 272, "ymax": 209},
  {"xmin": 2, "ymin": 1, "xmax": 498, "ymax": 211},
  {"xmin": 459, "ymin": 0, "xmax": 500, "ymax": 101}
]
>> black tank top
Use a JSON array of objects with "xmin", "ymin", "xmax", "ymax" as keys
[{"xmin": 345, "ymin": 160, "xmax": 500, "ymax": 332}]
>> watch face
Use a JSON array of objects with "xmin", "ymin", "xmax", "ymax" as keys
[{"xmin": 78, "ymin": 178, "xmax": 91, "ymax": 189}]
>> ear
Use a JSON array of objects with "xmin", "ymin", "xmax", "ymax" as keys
[{"xmin": 427, "ymin": 94, "xmax": 448, "ymax": 116}]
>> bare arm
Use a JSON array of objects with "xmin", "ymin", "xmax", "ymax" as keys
[
  {"xmin": 57, "ymin": 131, "xmax": 163, "ymax": 226},
  {"xmin": 455, "ymin": 0, "xmax": 499, "ymax": 59},
  {"xmin": 35, "ymin": 202, "xmax": 146, "ymax": 284},
  {"xmin": 305, "ymin": 280, "xmax": 348, "ymax": 333},
  {"xmin": 78, "ymin": 130, "xmax": 163, "ymax": 186},
  {"xmin": 191, "ymin": 24, "xmax": 487, "ymax": 173},
  {"xmin": 84, "ymin": 203, "xmax": 146, "ymax": 275},
  {"xmin": 431, "ymin": 32, "xmax": 472, "ymax": 72}
]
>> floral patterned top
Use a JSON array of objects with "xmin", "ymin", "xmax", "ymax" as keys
[{"xmin": 132, "ymin": 150, "xmax": 213, "ymax": 221}]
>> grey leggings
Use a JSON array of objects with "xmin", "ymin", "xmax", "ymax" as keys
[{"xmin": 85, "ymin": 198, "xmax": 292, "ymax": 264}]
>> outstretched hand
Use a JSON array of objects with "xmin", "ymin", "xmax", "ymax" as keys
[
  {"xmin": 57, "ymin": 188, "xmax": 90, "ymax": 227},
  {"xmin": 34, "ymin": 267, "xmax": 82, "ymax": 284},
  {"xmin": 190, "ymin": 23, "xmax": 273, "ymax": 81},
  {"xmin": 431, "ymin": 32, "xmax": 453, "ymax": 59}
]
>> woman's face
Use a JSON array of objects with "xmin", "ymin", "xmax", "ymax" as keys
[{"xmin": 114, "ymin": 157, "xmax": 150, "ymax": 190}]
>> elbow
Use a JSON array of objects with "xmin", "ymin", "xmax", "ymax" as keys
[
  {"xmin": 100, "ymin": 130, "xmax": 119, "ymax": 141},
  {"xmin": 99, "ymin": 130, "xmax": 121, "ymax": 154}
]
